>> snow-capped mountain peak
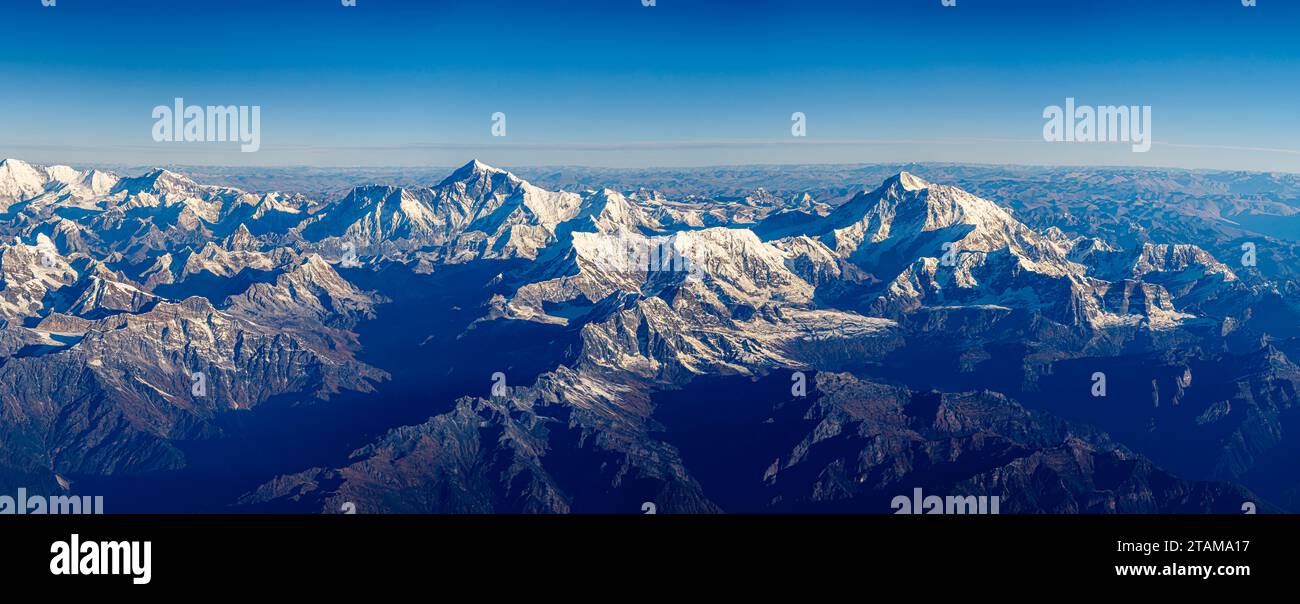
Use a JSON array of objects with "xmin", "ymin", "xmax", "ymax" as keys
[
  {"xmin": 813, "ymin": 173, "xmax": 1068, "ymax": 272},
  {"xmin": 894, "ymin": 170, "xmax": 930, "ymax": 191},
  {"xmin": 117, "ymin": 168, "xmax": 205, "ymax": 196},
  {"xmin": 31, "ymin": 164, "xmax": 122, "ymax": 202},
  {"xmin": 437, "ymin": 159, "xmax": 517, "ymax": 188},
  {"xmin": 43, "ymin": 165, "xmax": 84, "ymax": 185},
  {"xmin": 0, "ymin": 158, "xmax": 49, "ymax": 203},
  {"xmin": 79, "ymin": 169, "xmax": 121, "ymax": 196}
]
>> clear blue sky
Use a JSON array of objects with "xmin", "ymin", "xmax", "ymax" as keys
[{"xmin": 1, "ymin": 0, "xmax": 1297, "ymax": 171}]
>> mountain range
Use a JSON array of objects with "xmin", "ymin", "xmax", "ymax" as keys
[{"xmin": 2, "ymin": 157, "xmax": 1297, "ymax": 513}]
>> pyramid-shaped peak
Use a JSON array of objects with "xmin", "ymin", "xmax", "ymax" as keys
[
  {"xmin": 458, "ymin": 159, "xmax": 502, "ymax": 176},
  {"xmin": 891, "ymin": 171, "xmax": 931, "ymax": 192},
  {"xmin": 140, "ymin": 168, "xmax": 200, "ymax": 188},
  {"xmin": 114, "ymin": 168, "xmax": 203, "ymax": 196},
  {"xmin": 222, "ymin": 223, "xmax": 260, "ymax": 251},
  {"xmin": 439, "ymin": 159, "xmax": 516, "ymax": 187}
]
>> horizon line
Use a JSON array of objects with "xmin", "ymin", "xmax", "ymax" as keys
[
  {"xmin": 6, "ymin": 157, "xmax": 1298, "ymax": 179},
  {"xmin": 5, "ymin": 136, "xmax": 1299, "ymax": 176}
]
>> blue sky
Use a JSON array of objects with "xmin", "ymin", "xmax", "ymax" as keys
[{"xmin": 0, "ymin": 0, "xmax": 1297, "ymax": 171}]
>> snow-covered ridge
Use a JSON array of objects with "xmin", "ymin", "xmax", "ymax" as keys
[
  {"xmin": 0, "ymin": 158, "xmax": 1245, "ymax": 337},
  {"xmin": 1, "ymin": 159, "xmax": 123, "ymax": 207}
]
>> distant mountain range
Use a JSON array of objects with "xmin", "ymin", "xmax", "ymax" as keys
[{"xmin": 2, "ymin": 157, "xmax": 1297, "ymax": 513}]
